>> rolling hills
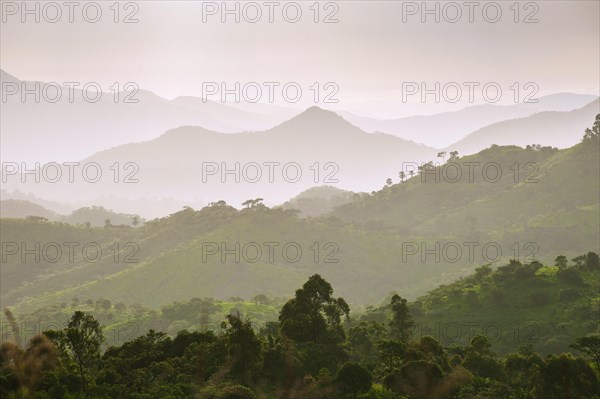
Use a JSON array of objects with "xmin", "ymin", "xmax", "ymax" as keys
[
  {"xmin": 2, "ymin": 122, "xmax": 598, "ymax": 312},
  {"xmin": 331, "ymin": 124, "xmax": 600, "ymax": 257},
  {"xmin": 409, "ymin": 259, "xmax": 599, "ymax": 356},
  {"xmin": 0, "ymin": 200, "xmax": 143, "ymax": 227}
]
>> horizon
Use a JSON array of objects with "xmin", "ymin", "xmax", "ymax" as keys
[{"xmin": 2, "ymin": 66, "xmax": 599, "ymax": 120}]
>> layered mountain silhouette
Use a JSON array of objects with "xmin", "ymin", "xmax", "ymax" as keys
[
  {"xmin": 0, "ymin": 199, "xmax": 58, "ymax": 220},
  {"xmin": 3, "ymin": 107, "xmax": 438, "ymax": 210},
  {"xmin": 0, "ymin": 69, "xmax": 297, "ymax": 163},
  {"xmin": 4, "ymin": 68, "xmax": 597, "ymax": 165},
  {"xmin": 3, "ymin": 69, "xmax": 597, "ymax": 216},
  {"xmin": 342, "ymin": 93, "xmax": 598, "ymax": 148},
  {"xmin": 3, "ymin": 137, "xmax": 598, "ymax": 309},
  {"xmin": 444, "ymin": 98, "xmax": 600, "ymax": 154}
]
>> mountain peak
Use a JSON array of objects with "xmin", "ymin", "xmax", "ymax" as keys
[
  {"xmin": 299, "ymin": 105, "xmax": 340, "ymax": 118},
  {"xmin": 0, "ymin": 69, "xmax": 20, "ymax": 83},
  {"xmin": 273, "ymin": 106, "xmax": 363, "ymax": 136}
]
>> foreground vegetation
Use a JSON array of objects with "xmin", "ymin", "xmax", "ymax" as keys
[{"xmin": 2, "ymin": 257, "xmax": 599, "ymax": 399}]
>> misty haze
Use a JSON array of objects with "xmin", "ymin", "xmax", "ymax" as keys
[{"xmin": 1, "ymin": 1, "xmax": 599, "ymax": 399}]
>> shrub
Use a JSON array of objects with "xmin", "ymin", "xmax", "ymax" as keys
[
  {"xmin": 559, "ymin": 289, "xmax": 581, "ymax": 302},
  {"xmin": 557, "ymin": 268, "xmax": 584, "ymax": 285},
  {"xmin": 529, "ymin": 291, "xmax": 551, "ymax": 306}
]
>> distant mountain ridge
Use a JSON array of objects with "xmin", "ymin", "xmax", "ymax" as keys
[
  {"xmin": 2, "ymin": 133, "xmax": 598, "ymax": 310},
  {"xmin": 3, "ymin": 69, "xmax": 597, "ymax": 215},
  {"xmin": 0, "ymin": 69, "xmax": 298, "ymax": 163},
  {"xmin": 0, "ymin": 199, "xmax": 142, "ymax": 227},
  {"xmin": 4, "ymin": 107, "xmax": 438, "ymax": 207},
  {"xmin": 4, "ymin": 68, "xmax": 597, "ymax": 164},
  {"xmin": 331, "ymin": 122, "xmax": 600, "ymax": 252},
  {"xmin": 444, "ymin": 98, "xmax": 600, "ymax": 154},
  {"xmin": 342, "ymin": 93, "xmax": 598, "ymax": 148}
]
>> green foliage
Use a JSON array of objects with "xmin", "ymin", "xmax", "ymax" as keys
[
  {"xmin": 2, "ymin": 272, "xmax": 600, "ymax": 399},
  {"xmin": 555, "ymin": 255, "xmax": 568, "ymax": 268},
  {"xmin": 570, "ymin": 334, "xmax": 600, "ymax": 369},
  {"xmin": 389, "ymin": 295, "xmax": 413, "ymax": 344},
  {"xmin": 222, "ymin": 313, "xmax": 263, "ymax": 381},
  {"xmin": 396, "ymin": 257, "xmax": 600, "ymax": 355},
  {"xmin": 52, "ymin": 311, "xmax": 104, "ymax": 395},
  {"xmin": 539, "ymin": 353, "xmax": 599, "ymax": 399},
  {"xmin": 332, "ymin": 140, "xmax": 599, "ymax": 260},
  {"xmin": 582, "ymin": 113, "xmax": 600, "ymax": 141},
  {"xmin": 3, "ymin": 139, "xmax": 599, "ymax": 314},
  {"xmin": 336, "ymin": 362, "xmax": 373, "ymax": 398},
  {"xmin": 279, "ymin": 186, "xmax": 354, "ymax": 217},
  {"xmin": 198, "ymin": 383, "xmax": 257, "ymax": 399},
  {"xmin": 385, "ymin": 360, "xmax": 444, "ymax": 399},
  {"xmin": 349, "ymin": 321, "xmax": 387, "ymax": 365},
  {"xmin": 279, "ymin": 274, "xmax": 349, "ymax": 344},
  {"xmin": 462, "ymin": 335, "xmax": 503, "ymax": 380}
]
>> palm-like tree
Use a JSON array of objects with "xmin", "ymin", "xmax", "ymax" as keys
[{"xmin": 437, "ymin": 151, "xmax": 447, "ymax": 163}]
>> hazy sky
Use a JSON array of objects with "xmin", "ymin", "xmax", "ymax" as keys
[{"xmin": 1, "ymin": 0, "xmax": 599, "ymax": 117}]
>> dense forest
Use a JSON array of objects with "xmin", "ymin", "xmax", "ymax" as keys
[{"xmin": 2, "ymin": 253, "xmax": 600, "ymax": 399}]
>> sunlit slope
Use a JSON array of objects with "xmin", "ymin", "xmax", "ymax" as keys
[
  {"xmin": 331, "ymin": 139, "xmax": 600, "ymax": 255},
  {"xmin": 3, "ymin": 206, "xmax": 485, "ymax": 310},
  {"xmin": 407, "ymin": 260, "xmax": 600, "ymax": 356},
  {"xmin": 2, "ymin": 137, "xmax": 598, "ymax": 310}
]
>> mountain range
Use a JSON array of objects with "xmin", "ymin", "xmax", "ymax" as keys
[
  {"xmin": 341, "ymin": 93, "xmax": 598, "ymax": 148},
  {"xmin": 2, "ymin": 107, "xmax": 438, "ymax": 208},
  {"xmin": 0, "ymin": 69, "xmax": 297, "ymax": 163},
  {"xmin": 2, "ymin": 69, "xmax": 598, "ymax": 217},
  {"xmin": 2, "ymin": 128, "xmax": 598, "ymax": 311}
]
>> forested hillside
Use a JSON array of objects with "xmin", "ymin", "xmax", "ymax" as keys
[
  {"xmin": 2, "ymin": 121, "xmax": 599, "ymax": 311},
  {"xmin": 1, "ymin": 271, "xmax": 598, "ymax": 398}
]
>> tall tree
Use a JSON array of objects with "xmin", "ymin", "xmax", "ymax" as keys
[
  {"xmin": 582, "ymin": 114, "xmax": 600, "ymax": 141},
  {"xmin": 585, "ymin": 252, "xmax": 599, "ymax": 270},
  {"xmin": 437, "ymin": 151, "xmax": 447, "ymax": 163},
  {"xmin": 389, "ymin": 294, "xmax": 414, "ymax": 344},
  {"xmin": 222, "ymin": 313, "xmax": 263, "ymax": 382},
  {"xmin": 570, "ymin": 335, "xmax": 600, "ymax": 370},
  {"xmin": 279, "ymin": 274, "xmax": 350, "ymax": 344},
  {"xmin": 554, "ymin": 255, "xmax": 568, "ymax": 269},
  {"xmin": 54, "ymin": 311, "xmax": 103, "ymax": 396},
  {"xmin": 399, "ymin": 171, "xmax": 406, "ymax": 182}
]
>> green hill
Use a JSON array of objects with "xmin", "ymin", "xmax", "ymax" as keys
[
  {"xmin": 0, "ymin": 201, "xmax": 143, "ymax": 227},
  {"xmin": 331, "ymin": 137, "xmax": 599, "ymax": 256},
  {"xmin": 403, "ymin": 257, "xmax": 598, "ymax": 356},
  {"xmin": 278, "ymin": 185, "xmax": 355, "ymax": 217},
  {"xmin": 60, "ymin": 206, "xmax": 143, "ymax": 227},
  {"xmin": 2, "ymin": 120, "xmax": 598, "ymax": 315},
  {"xmin": 2, "ymin": 206, "xmax": 476, "ymax": 310},
  {"xmin": 0, "ymin": 199, "xmax": 58, "ymax": 220}
]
